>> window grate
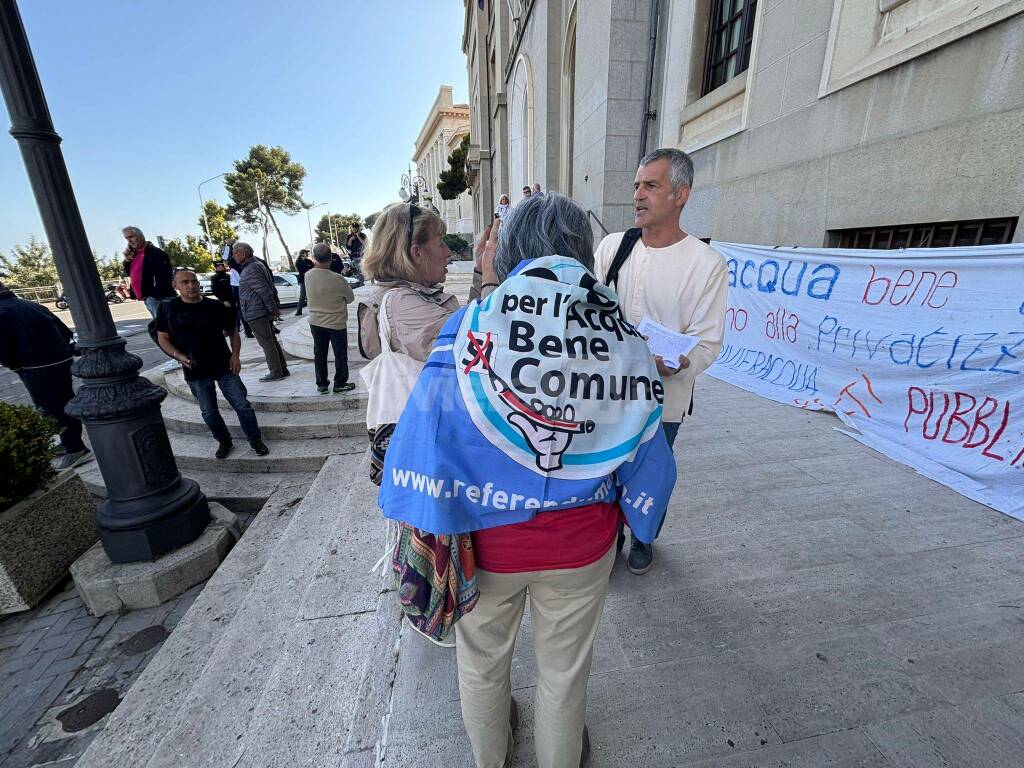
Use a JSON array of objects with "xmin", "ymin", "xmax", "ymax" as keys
[
  {"xmin": 703, "ymin": 0, "xmax": 758, "ymax": 96},
  {"xmin": 830, "ymin": 218, "xmax": 1018, "ymax": 249}
]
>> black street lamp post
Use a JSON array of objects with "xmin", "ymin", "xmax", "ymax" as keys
[
  {"xmin": 0, "ymin": 0, "xmax": 209, "ymax": 563},
  {"xmin": 399, "ymin": 164, "xmax": 428, "ymax": 205}
]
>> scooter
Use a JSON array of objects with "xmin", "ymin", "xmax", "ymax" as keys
[
  {"xmin": 104, "ymin": 284, "xmax": 124, "ymax": 304},
  {"xmin": 55, "ymin": 285, "xmax": 125, "ymax": 308}
]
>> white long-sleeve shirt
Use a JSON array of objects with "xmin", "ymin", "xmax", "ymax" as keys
[{"xmin": 594, "ymin": 233, "xmax": 729, "ymax": 421}]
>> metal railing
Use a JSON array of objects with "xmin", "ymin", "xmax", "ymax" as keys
[
  {"xmin": 587, "ymin": 209, "xmax": 610, "ymax": 236},
  {"xmin": 10, "ymin": 284, "xmax": 59, "ymax": 303}
]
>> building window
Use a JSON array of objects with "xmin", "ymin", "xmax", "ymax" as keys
[
  {"xmin": 830, "ymin": 218, "xmax": 1018, "ymax": 249},
  {"xmin": 702, "ymin": 0, "xmax": 758, "ymax": 95}
]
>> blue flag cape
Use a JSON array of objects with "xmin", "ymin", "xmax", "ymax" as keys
[{"xmin": 378, "ymin": 256, "xmax": 677, "ymax": 544}]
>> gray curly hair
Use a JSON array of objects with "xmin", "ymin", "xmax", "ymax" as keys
[{"xmin": 493, "ymin": 192, "xmax": 594, "ymax": 282}]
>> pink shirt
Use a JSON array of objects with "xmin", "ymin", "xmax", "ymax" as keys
[{"xmin": 129, "ymin": 248, "xmax": 145, "ymax": 299}]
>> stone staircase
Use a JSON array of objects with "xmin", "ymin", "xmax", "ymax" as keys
[
  {"xmin": 76, "ymin": 265, "xmax": 478, "ymax": 767},
  {"xmin": 77, "ymin": 312, "xmax": 371, "ymax": 511},
  {"xmin": 76, "ymin": 451, "xmax": 398, "ymax": 768}
]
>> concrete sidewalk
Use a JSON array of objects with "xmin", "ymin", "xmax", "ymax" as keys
[
  {"xmin": 383, "ymin": 376, "xmax": 1024, "ymax": 767},
  {"xmin": 70, "ymin": 371, "xmax": 1024, "ymax": 768}
]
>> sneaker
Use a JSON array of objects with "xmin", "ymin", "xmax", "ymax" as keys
[
  {"xmin": 215, "ymin": 440, "xmax": 233, "ymax": 459},
  {"xmin": 283, "ymin": 369, "xmax": 291, "ymax": 377},
  {"xmin": 627, "ymin": 539, "xmax": 653, "ymax": 575},
  {"xmin": 333, "ymin": 382, "xmax": 356, "ymax": 394},
  {"xmin": 259, "ymin": 373, "xmax": 286, "ymax": 383},
  {"xmin": 53, "ymin": 448, "xmax": 90, "ymax": 471},
  {"xmin": 294, "ymin": 311, "xmax": 303, "ymax": 316},
  {"xmin": 250, "ymin": 439, "xmax": 270, "ymax": 456},
  {"xmin": 161, "ymin": 359, "xmax": 181, "ymax": 372},
  {"xmin": 317, "ymin": 385, "xmax": 329, "ymax": 394}
]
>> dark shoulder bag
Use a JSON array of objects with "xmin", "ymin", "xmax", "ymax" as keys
[
  {"xmin": 604, "ymin": 227, "xmax": 642, "ymax": 289},
  {"xmin": 147, "ymin": 299, "xmax": 175, "ymax": 358}
]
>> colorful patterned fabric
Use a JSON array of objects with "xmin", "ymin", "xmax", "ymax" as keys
[{"xmin": 391, "ymin": 523, "xmax": 479, "ymax": 644}]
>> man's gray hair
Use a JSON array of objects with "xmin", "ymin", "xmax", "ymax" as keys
[
  {"xmin": 494, "ymin": 192, "xmax": 594, "ymax": 281},
  {"xmin": 639, "ymin": 148, "xmax": 694, "ymax": 191},
  {"xmin": 232, "ymin": 242, "xmax": 254, "ymax": 258},
  {"xmin": 312, "ymin": 243, "xmax": 333, "ymax": 263},
  {"xmin": 122, "ymin": 226, "xmax": 145, "ymax": 239}
]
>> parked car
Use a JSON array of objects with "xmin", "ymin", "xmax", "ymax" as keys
[
  {"xmin": 198, "ymin": 272, "xmax": 214, "ymax": 295},
  {"xmin": 344, "ymin": 270, "xmax": 365, "ymax": 289},
  {"xmin": 272, "ymin": 272, "xmax": 300, "ymax": 306}
]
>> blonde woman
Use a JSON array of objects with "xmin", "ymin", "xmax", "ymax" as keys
[
  {"xmin": 494, "ymin": 193, "xmax": 510, "ymax": 222},
  {"xmin": 358, "ymin": 203, "xmax": 458, "ymax": 362}
]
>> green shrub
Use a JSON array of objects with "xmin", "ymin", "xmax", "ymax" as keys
[{"xmin": 0, "ymin": 402, "xmax": 60, "ymax": 509}]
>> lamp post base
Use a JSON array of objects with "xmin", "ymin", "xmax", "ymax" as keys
[{"xmin": 96, "ymin": 478, "xmax": 209, "ymax": 564}]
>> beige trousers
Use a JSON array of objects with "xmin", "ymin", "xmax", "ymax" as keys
[{"xmin": 455, "ymin": 545, "xmax": 615, "ymax": 768}]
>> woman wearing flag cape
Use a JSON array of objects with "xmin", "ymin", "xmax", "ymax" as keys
[{"xmin": 380, "ymin": 193, "xmax": 677, "ymax": 768}]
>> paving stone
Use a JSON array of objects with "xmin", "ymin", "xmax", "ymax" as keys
[
  {"xmin": 0, "ymin": 616, "xmax": 30, "ymax": 638},
  {"xmin": 33, "ymin": 670, "xmax": 77, "ymax": 712},
  {"xmin": 27, "ymin": 648, "xmax": 67, "ymax": 680},
  {"xmin": 685, "ymin": 728, "xmax": 889, "ymax": 767},
  {"xmin": 73, "ymin": 374, "xmax": 1024, "ymax": 768},
  {"xmin": 39, "ymin": 653, "xmax": 91, "ymax": 680},
  {"xmin": 30, "ymin": 632, "xmax": 72, "ymax": 656},
  {"xmin": 8, "ymin": 629, "xmax": 46, "ymax": 658},
  {"xmin": 0, "ymin": 653, "xmax": 37, "ymax": 675},
  {"xmin": 863, "ymin": 695, "xmax": 1024, "ymax": 767},
  {"xmin": 74, "ymin": 579, "xmax": 250, "ymax": 768},
  {"xmin": 39, "ymin": 609, "xmax": 78, "ymax": 641},
  {"xmin": 737, "ymin": 627, "xmax": 955, "ymax": 742},
  {"xmin": 88, "ymin": 614, "xmax": 117, "ymax": 640}
]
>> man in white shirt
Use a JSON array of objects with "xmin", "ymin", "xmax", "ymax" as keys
[{"xmin": 593, "ymin": 148, "xmax": 728, "ymax": 575}]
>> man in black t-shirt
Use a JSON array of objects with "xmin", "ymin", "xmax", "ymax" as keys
[{"xmin": 156, "ymin": 269, "xmax": 269, "ymax": 459}]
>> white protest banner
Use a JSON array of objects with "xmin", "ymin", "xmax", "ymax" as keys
[{"xmin": 706, "ymin": 241, "xmax": 1024, "ymax": 520}]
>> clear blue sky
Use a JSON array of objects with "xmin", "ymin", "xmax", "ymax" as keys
[{"xmin": 0, "ymin": 0, "xmax": 467, "ymax": 265}]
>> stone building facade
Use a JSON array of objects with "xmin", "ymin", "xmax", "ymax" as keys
[
  {"xmin": 412, "ymin": 85, "xmax": 475, "ymax": 236},
  {"xmin": 462, "ymin": 0, "xmax": 1023, "ymax": 247}
]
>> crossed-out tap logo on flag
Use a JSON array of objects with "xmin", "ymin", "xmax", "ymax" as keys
[{"xmin": 454, "ymin": 256, "xmax": 664, "ymax": 480}]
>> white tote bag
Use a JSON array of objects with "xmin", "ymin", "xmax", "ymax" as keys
[{"xmin": 359, "ymin": 290, "xmax": 424, "ymax": 431}]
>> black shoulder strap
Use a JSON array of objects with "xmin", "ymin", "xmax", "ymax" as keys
[{"xmin": 604, "ymin": 228, "xmax": 642, "ymax": 289}]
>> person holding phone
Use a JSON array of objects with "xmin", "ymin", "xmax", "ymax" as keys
[{"xmin": 494, "ymin": 193, "xmax": 510, "ymax": 222}]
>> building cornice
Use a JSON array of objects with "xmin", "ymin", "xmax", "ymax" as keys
[{"xmin": 414, "ymin": 107, "xmax": 471, "ymax": 157}]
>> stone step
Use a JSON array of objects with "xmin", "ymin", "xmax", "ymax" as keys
[
  {"xmin": 160, "ymin": 396, "xmax": 368, "ymax": 440},
  {"xmin": 77, "ymin": 462, "xmax": 318, "ymax": 513},
  {"xmin": 168, "ymin": 432, "xmax": 366, "ymax": 473},
  {"xmin": 77, "ymin": 453, "xmax": 393, "ymax": 768},
  {"xmin": 278, "ymin": 317, "xmax": 367, "ymax": 363},
  {"xmin": 74, "ymin": 477, "xmax": 327, "ymax": 768},
  {"xmin": 163, "ymin": 361, "xmax": 369, "ymax": 413}
]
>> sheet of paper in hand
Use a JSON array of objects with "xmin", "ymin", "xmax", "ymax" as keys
[{"xmin": 636, "ymin": 317, "xmax": 699, "ymax": 368}]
